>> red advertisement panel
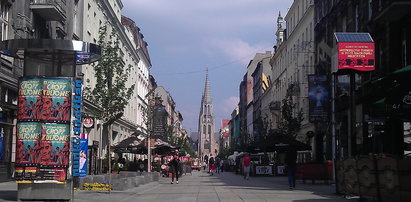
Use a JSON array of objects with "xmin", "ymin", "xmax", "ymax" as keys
[
  {"xmin": 40, "ymin": 123, "xmax": 70, "ymax": 167},
  {"xmin": 18, "ymin": 78, "xmax": 71, "ymax": 123},
  {"xmin": 338, "ymin": 42, "xmax": 375, "ymax": 71},
  {"xmin": 16, "ymin": 122, "xmax": 42, "ymax": 165},
  {"xmin": 42, "ymin": 79, "xmax": 71, "ymax": 122},
  {"xmin": 18, "ymin": 78, "xmax": 42, "ymax": 121},
  {"xmin": 15, "ymin": 122, "xmax": 42, "ymax": 181}
]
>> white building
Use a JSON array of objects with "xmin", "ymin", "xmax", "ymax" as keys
[
  {"xmin": 74, "ymin": 0, "xmax": 151, "ymax": 173},
  {"xmin": 270, "ymin": 0, "xmax": 315, "ymax": 141}
]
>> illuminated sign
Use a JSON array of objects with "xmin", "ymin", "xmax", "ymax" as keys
[{"xmin": 338, "ymin": 42, "xmax": 375, "ymax": 71}]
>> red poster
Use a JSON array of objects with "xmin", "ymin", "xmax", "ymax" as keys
[
  {"xmin": 338, "ymin": 42, "xmax": 375, "ymax": 71},
  {"xmin": 16, "ymin": 122, "xmax": 42, "ymax": 165},
  {"xmin": 40, "ymin": 123, "xmax": 70, "ymax": 167},
  {"xmin": 42, "ymin": 78, "xmax": 71, "ymax": 122},
  {"xmin": 18, "ymin": 78, "xmax": 71, "ymax": 123},
  {"xmin": 18, "ymin": 78, "xmax": 42, "ymax": 121}
]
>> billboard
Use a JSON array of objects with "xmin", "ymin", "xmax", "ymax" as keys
[
  {"xmin": 338, "ymin": 42, "xmax": 375, "ymax": 71},
  {"xmin": 18, "ymin": 78, "xmax": 71, "ymax": 122},
  {"xmin": 308, "ymin": 75, "xmax": 329, "ymax": 123}
]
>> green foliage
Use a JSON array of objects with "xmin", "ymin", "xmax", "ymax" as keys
[
  {"xmin": 218, "ymin": 146, "xmax": 232, "ymax": 159},
  {"xmin": 277, "ymin": 92, "xmax": 304, "ymax": 138},
  {"xmin": 253, "ymin": 115, "xmax": 272, "ymax": 152},
  {"xmin": 84, "ymin": 25, "xmax": 134, "ymax": 125}
]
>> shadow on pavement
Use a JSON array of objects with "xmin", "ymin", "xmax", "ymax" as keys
[
  {"xmin": 0, "ymin": 190, "xmax": 17, "ymax": 201},
  {"xmin": 212, "ymin": 171, "xmax": 348, "ymax": 201}
]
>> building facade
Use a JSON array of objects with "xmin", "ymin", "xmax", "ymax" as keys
[
  {"xmin": 269, "ymin": 0, "xmax": 317, "ymax": 159},
  {"xmin": 314, "ymin": 0, "xmax": 411, "ymax": 158},
  {"xmin": 0, "ymin": 0, "xmax": 153, "ymax": 177},
  {"xmin": 75, "ymin": 0, "xmax": 151, "ymax": 174}
]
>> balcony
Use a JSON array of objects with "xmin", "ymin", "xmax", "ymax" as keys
[
  {"xmin": 374, "ymin": 0, "xmax": 411, "ymax": 22},
  {"xmin": 30, "ymin": 0, "xmax": 66, "ymax": 21}
]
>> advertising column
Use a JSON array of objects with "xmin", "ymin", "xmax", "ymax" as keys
[{"xmin": 15, "ymin": 78, "xmax": 71, "ymax": 183}]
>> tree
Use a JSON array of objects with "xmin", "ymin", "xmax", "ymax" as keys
[
  {"xmin": 253, "ymin": 114, "xmax": 271, "ymax": 153},
  {"xmin": 277, "ymin": 91, "xmax": 304, "ymax": 139},
  {"xmin": 84, "ymin": 25, "xmax": 134, "ymax": 179}
]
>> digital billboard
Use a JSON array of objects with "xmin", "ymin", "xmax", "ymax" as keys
[{"xmin": 338, "ymin": 42, "xmax": 375, "ymax": 71}]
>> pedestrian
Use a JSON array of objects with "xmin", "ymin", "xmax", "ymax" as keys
[
  {"xmin": 220, "ymin": 159, "xmax": 224, "ymax": 173},
  {"xmin": 285, "ymin": 147, "xmax": 297, "ymax": 189},
  {"xmin": 202, "ymin": 161, "xmax": 207, "ymax": 170},
  {"xmin": 168, "ymin": 155, "xmax": 180, "ymax": 184},
  {"xmin": 216, "ymin": 157, "xmax": 221, "ymax": 174},
  {"xmin": 138, "ymin": 159, "xmax": 144, "ymax": 174},
  {"xmin": 209, "ymin": 154, "xmax": 215, "ymax": 175},
  {"xmin": 243, "ymin": 153, "xmax": 250, "ymax": 180}
]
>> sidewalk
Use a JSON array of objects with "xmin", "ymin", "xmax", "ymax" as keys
[{"xmin": 0, "ymin": 171, "xmax": 355, "ymax": 202}]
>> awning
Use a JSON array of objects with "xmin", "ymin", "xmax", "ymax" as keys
[{"xmin": 113, "ymin": 135, "xmax": 147, "ymax": 154}]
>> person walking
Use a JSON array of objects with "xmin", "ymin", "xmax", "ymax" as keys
[
  {"xmin": 243, "ymin": 153, "xmax": 251, "ymax": 180},
  {"xmin": 168, "ymin": 155, "xmax": 180, "ymax": 184},
  {"xmin": 215, "ymin": 157, "xmax": 221, "ymax": 174},
  {"xmin": 220, "ymin": 159, "xmax": 224, "ymax": 173},
  {"xmin": 285, "ymin": 147, "xmax": 297, "ymax": 189},
  {"xmin": 209, "ymin": 154, "xmax": 215, "ymax": 175},
  {"xmin": 202, "ymin": 161, "xmax": 207, "ymax": 171}
]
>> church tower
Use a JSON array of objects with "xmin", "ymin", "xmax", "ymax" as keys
[
  {"xmin": 198, "ymin": 68, "xmax": 215, "ymax": 161},
  {"xmin": 276, "ymin": 11, "xmax": 285, "ymax": 46}
]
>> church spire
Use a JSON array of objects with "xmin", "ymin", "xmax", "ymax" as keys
[
  {"xmin": 275, "ymin": 11, "xmax": 285, "ymax": 47},
  {"xmin": 203, "ymin": 67, "xmax": 212, "ymax": 104}
]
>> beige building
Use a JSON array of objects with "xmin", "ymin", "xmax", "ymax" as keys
[
  {"xmin": 269, "ymin": 0, "xmax": 316, "ymax": 150},
  {"xmin": 74, "ymin": 0, "xmax": 151, "ymax": 173}
]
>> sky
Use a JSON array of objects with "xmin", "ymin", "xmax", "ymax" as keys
[{"xmin": 122, "ymin": 0, "xmax": 293, "ymax": 135}]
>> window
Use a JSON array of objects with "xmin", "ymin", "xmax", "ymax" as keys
[
  {"xmin": 208, "ymin": 125, "xmax": 211, "ymax": 135},
  {"xmin": 402, "ymin": 28, "xmax": 408, "ymax": 67},
  {"xmin": 368, "ymin": 0, "xmax": 372, "ymax": 20},
  {"xmin": 203, "ymin": 125, "xmax": 206, "ymax": 134},
  {"xmin": 355, "ymin": 5, "xmax": 359, "ymax": 31},
  {"xmin": 0, "ymin": 3, "xmax": 10, "ymax": 41}
]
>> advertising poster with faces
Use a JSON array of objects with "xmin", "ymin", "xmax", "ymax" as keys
[
  {"xmin": 15, "ymin": 122, "xmax": 42, "ymax": 181},
  {"xmin": 18, "ymin": 78, "xmax": 71, "ymax": 123},
  {"xmin": 18, "ymin": 78, "xmax": 42, "ymax": 121}
]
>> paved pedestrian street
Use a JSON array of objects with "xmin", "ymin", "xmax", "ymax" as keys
[
  {"xmin": 0, "ymin": 171, "xmax": 354, "ymax": 202},
  {"xmin": 75, "ymin": 170, "xmax": 351, "ymax": 202}
]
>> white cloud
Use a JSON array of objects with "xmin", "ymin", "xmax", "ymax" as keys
[
  {"xmin": 121, "ymin": 0, "xmax": 293, "ymax": 131},
  {"xmin": 210, "ymin": 39, "xmax": 270, "ymax": 66},
  {"xmin": 220, "ymin": 96, "xmax": 240, "ymax": 114}
]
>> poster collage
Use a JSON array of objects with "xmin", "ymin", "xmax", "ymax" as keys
[{"xmin": 15, "ymin": 78, "xmax": 71, "ymax": 183}]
